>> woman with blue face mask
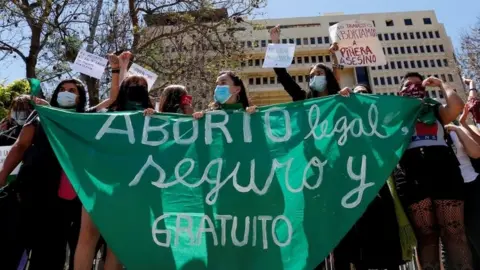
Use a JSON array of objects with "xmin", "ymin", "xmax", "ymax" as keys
[
  {"xmin": 193, "ymin": 71, "xmax": 257, "ymax": 119},
  {"xmin": 269, "ymin": 25, "xmax": 341, "ymax": 101},
  {"xmin": 0, "ymin": 79, "xmax": 89, "ymax": 270}
]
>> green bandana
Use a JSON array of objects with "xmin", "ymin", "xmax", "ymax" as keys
[{"xmin": 417, "ymin": 97, "xmax": 441, "ymax": 125}]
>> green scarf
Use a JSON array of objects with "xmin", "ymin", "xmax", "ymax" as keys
[{"xmin": 417, "ymin": 97, "xmax": 441, "ymax": 125}]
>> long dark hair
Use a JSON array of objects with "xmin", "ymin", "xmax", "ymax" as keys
[
  {"xmin": 210, "ymin": 71, "xmax": 249, "ymax": 110},
  {"xmin": 50, "ymin": 79, "xmax": 87, "ymax": 112},
  {"xmin": 115, "ymin": 75, "xmax": 154, "ymax": 111},
  {"xmin": 306, "ymin": 63, "xmax": 341, "ymax": 98},
  {"xmin": 160, "ymin": 85, "xmax": 188, "ymax": 113}
]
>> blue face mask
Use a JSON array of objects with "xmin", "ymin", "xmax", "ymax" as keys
[
  {"xmin": 309, "ymin": 75, "xmax": 327, "ymax": 92},
  {"xmin": 214, "ymin": 85, "xmax": 232, "ymax": 104}
]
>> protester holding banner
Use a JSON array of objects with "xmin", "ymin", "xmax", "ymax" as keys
[
  {"xmin": 157, "ymin": 85, "xmax": 193, "ymax": 114},
  {"xmin": 445, "ymin": 104, "xmax": 480, "ymax": 268},
  {"xmin": 396, "ymin": 72, "xmax": 473, "ymax": 269},
  {"xmin": 0, "ymin": 95, "xmax": 34, "ymax": 146},
  {"xmin": 268, "ymin": 25, "xmax": 340, "ymax": 101},
  {"xmin": 192, "ymin": 71, "xmax": 256, "ymax": 118},
  {"xmin": 0, "ymin": 78, "xmax": 90, "ymax": 270}
]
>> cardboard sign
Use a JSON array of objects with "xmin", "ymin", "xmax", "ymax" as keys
[
  {"xmin": 71, "ymin": 50, "xmax": 108, "ymax": 80},
  {"xmin": 0, "ymin": 146, "xmax": 20, "ymax": 175},
  {"xmin": 128, "ymin": 63, "xmax": 159, "ymax": 91},
  {"xmin": 329, "ymin": 20, "xmax": 386, "ymax": 67},
  {"xmin": 262, "ymin": 44, "xmax": 296, "ymax": 68}
]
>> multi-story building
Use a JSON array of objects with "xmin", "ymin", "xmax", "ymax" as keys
[{"xmin": 239, "ymin": 10, "xmax": 465, "ymax": 105}]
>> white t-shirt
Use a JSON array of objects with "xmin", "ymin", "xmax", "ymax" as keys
[
  {"xmin": 408, "ymin": 120, "xmax": 447, "ymax": 149},
  {"xmin": 450, "ymin": 131, "xmax": 479, "ymax": 183}
]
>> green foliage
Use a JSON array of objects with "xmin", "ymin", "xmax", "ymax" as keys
[{"xmin": 0, "ymin": 79, "xmax": 30, "ymax": 119}]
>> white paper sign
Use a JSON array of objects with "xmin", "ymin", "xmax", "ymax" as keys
[
  {"xmin": 262, "ymin": 44, "xmax": 296, "ymax": 68},
  {"xmin": 0, "ymin": 146, "xmax": 20, "ymax": 175},
  {"xmin": 328, "ymin": 20, "xmax": 386, "ymax": 67},
  {"xmin": 127, "ymin": 63, "xmax": 159, "ymax": 91},
  {"xmin": 70, "ymin": 50, "xmax": 108, "ymax": 80}
]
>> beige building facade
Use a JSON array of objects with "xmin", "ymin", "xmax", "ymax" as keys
[{"xmin": 238, "ymin": 10, "xmax": 465, "ymax": 105}]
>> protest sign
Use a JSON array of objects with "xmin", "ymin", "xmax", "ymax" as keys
[
  {"xmin": 127, "ymin": 63, "xmax": 159, "ymax": 91},
  {"xmin": 262, "ymin": 44, "xmax": 296, "ymax": 68},
  {"xmin": 329, "ymin": 20, "xmax": 386, "ymax": 67},
  {"xmin": 70, "ymin": 50, "xmax": 108, "ymax": 79},
  {"xmin": 36, "ymin": 95, "xmax": 422, "ymax": 270},
  {"xmin": 0, "ymin": 146, "xmax": 20, "ymax": 183}
]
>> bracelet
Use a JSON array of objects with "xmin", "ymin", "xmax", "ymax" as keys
[{"xmin": 112, "ymin": 69, "xmax": 120, "ymax": 74}]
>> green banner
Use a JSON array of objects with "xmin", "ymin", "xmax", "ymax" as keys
[{"xmin": 36, "ymin": 95, "xmax": 422, "ymax": 270}]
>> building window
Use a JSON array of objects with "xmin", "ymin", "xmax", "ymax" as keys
[
  {"xmin": 385, "ymin": 63, "xmax": 389, "ymax": 70},
  {"xmin": 248, "ymin": 59, "xmax": 253, "ymax": 66},
  {"xmin": 386, "ymin": 77, "xmax": 392, "ymax": 85},
  {"xmin": 318, "ymin": 55, "xmax": 323, "ymax": 62},
  {"xmin": 428, "ymin": 31, "xmax": 434, "ymax": 39},
  {"xmin": 390, "ymin": 61, "xmax": 396, "ymax": 69},
  {"xmin": 435, "ymin": 31, "xmax": 440, "ymax": 38},
  {"xmin": 403, "ymin": 32, "xmax": 409, "ymax": 39},
  {"xmin": 394, "ymin": 47, "xmax": 399, "ymax": 54},
  {"xmin": 426, "ymin": 45, "xmax": 431, "ymax": 53},
  {"xmin": 378, "ymin": 34, "xmax": 383, "ymax": 41},
  {"xmin": 416, "ymin": 32, "xmax": 421, "ymax": 39},
  {"xmin": 316, "ymin": 37, "xmax": 322, "ymax": 44},
  {"xmin": 432, "ymin": 45, "xmax": 438, "ymax": 53},
  {"xmin": 387, "ymin": 47, "xmax": 392, "ymax": 55},
  {"xmin": 430, "ymin": 59, "xmax": 436, "ymax": 67},
  {"xmin": 378, "ymin": 65, "xmax": 383, "ymax": 70},
  {"xmin": 255, "ymin": 59, "xmax": 260, "ymax": 66},
  {"xmin": 263, "ymin": 77, "xmax": 268, "ymax": 84},
  {"xmin": 280, "ymin": 39, "xmax": 286, "ymax": 44},
  {"xmin": 296, "ymin": 38, "xmax": 301, "ymax": 45},
  {"xmin": 404, "ymin": 18, "xmax": 413, "ymax": 25},
  {"xmin": 394, "ymin": 77, "xmax": 399, "ymax": 84},
  {"xmin": 386, "ymin": 20, "xmax": 394, "ymax": 27},
  {"xmin": 439, "ymin": 44, "xmax": 444, "ymax": 52},
  {"xmin": 247, "ymin": 41, "xmax": 252, "ymax": 47},
  {"xmin": 261, "ymin": 40, "xmax": 266, "ymax": 47},
  {"xmin": 410, "ymin": 60, "xmax": 416, "ymax": 68},
  {"xmin": 448, "ymin": 74, "xmax": 453, "ymax": 82},
  {"xmin": 383, "ymin": 48, "xmax": 386, "ymax": 54},
  {"xmin": 255, "ymin": 78, "xmax": 261, "ymax": 84},
  {"xmin": 423, "ymin": 18, "xmax": 432, "ymax": 24},
  {"xmin": 380, "ymin": 77, "xmax": 386, "ymax": 85},
  {"xmin": 297, "ymin": 57, "xmax": 302, "ymax": 64},
  {"xmin": 325, "ymin": 55, "xmax": 331, "ymax": 62},
  {"xmin": 324, "ymin": 37, "xmax": 330, "ymax": 43},
  {"xmin": 400, "ymin": 47, "xmax": 405, "ymax": 54},
  {"xmin": 373, "ymin": 77, "xmax": 379, "ymax": 85},
  {"xmin": 390, "ymin": 33, "xmax": 396, "ymax": 40},
  {"xmin": 410, "ymin": 32, "xmax": 415, "ymax": 39},
  {"xmin": 397, "ymin": 61, "xmax": 402, "ymax": 69},
  {"xmin": 413, "ymin": 46, "xmax": 418, "ymax": 53},
  {"xmin": 424, "ymin": 60, "xmax": 429, "ymax": 67},
  {"xmin": 298, "ymin": 76, "xmax": 303, "ymax": 83},
  {"xmin": 249, "ymin": 78, "xmax": 254, "ymax": 85},
  {"xmin": 441, "ymin": 74, "xmax": 446, "ymax": 81},
  {"xmin": 303, "ymin": 37, "xmax": 309, "ymax": 45},
  {"xmin": 384, "ymin": 33, "xmax": 389, "ymax": 40},
  {"xmin": 404, "ymin": 60, "xmax": 409, "ymax": 68},
  {"xmin": 311, "ymin": 56, "xmax": 317, "ymax": 63},
  {"xmin": 270, "ymin": 77, "xmax": 275, "ymax": 84},
  {"xmin": 372, "ymin": 66, "xmax": 376, "ymax": 70},
  {"xmin": 254, "ymin": 40, "xmax": 259, "ymax": 47},
  {"xmin": 417, "ymin": 60, "xmax": 422, "ymax": 68},
  {"xmin": 310, "ymin": 37, "xmax": 316, "ymax": 44},
  {"xmin": 443, "ymin": 59, "xmax": 449, "ymax": 66},
  {"xmin": 397, "ymin": 33, "xmax": 402, "ymax": 40},
  {"xmin": 422, "ymin": 31, "xmax": 428, "ymax": 39},
  {"xmin": 304, "ymin": 56, "xmax": 310, "ymax": 64},
  {"xmin": 407, "ymin": 46, "xmax": 412, "ymax": 54},
  {"xmin": 420, "ymin": 46, "xmax": 425, "ymax": 53}
]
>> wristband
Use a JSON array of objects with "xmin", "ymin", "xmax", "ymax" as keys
[{"xmin": 112, "ymin": 69, "xmax": 120, "ymax": 74}]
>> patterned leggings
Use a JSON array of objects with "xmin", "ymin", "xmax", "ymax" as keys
[{"xmin": 409, "ymin": 199, "xmax": 473, "ymax": 270}]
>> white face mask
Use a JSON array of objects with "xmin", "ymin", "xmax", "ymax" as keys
[
  {"xmin": 57, "ymin": 92, "xmax": 77, "ymax": 108},
  {"xmin": 10, "ymin": 111, "xmax": 28, "ymax": 126}
]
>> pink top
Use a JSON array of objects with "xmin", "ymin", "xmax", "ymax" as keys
[{"xmin": 58, "ymin": 171, "xmax": 77, "ymax": 200}]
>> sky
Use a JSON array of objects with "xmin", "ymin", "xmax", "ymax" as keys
[{"xmin": 1, "ymin": 0, "xmax": 478, "ymax": 83}]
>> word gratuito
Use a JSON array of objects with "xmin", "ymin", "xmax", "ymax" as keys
[
  {"xmin": 152, "ymin": 213, "xmax": 292, "ymax": 248},
  {"xmin": 94, "ymin": 104, "xmax": 390, "ymax": 146},
  {"xmin": 129, "ymin": 154, "xmax": 373, "ymax": 208}
]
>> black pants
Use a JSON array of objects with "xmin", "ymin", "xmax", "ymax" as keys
[
  {"xmin": 0, "ymin": 188, "xmax": 25, "ymax": 270},
  {"xmin": 465, "ymin": 178, "xmax": 480, "ymax": 269},
  {"xmin": 24, "ymin": 197, "xmax": 81, "ymax": 270}
]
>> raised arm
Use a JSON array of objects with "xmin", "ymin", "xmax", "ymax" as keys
[
  {"xmin": 269, "ymin": 25, "xmax": 307, "ymax": 101},
  {"xmin": 423, "ymin": 76, "xmax": 464, "ymax": 124},
  {"xmin": 329, "ymin": 42, "xmax": 341, "ymax": 82}
]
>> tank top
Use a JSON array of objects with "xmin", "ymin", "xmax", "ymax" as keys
[
  {"xmin": 408, "ymin": 120, "xmax": 447, "ymax": 149},
  {"xmin": 450, "ymin": 131, "xmax": 479, "ymax": 183}
]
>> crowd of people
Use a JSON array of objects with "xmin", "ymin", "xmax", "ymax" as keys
[{"xmin": 0, "ymin": 25, "xmax": 479, "ymax": 270}]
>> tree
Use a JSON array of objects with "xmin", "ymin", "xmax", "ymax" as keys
[
  {"xmin": 458, "ymin": 16, "xmax": 480, "ymax": 83},
  {"xmin": 0, "ymin": 79, "xmax": 30, "ymax": 119}
]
